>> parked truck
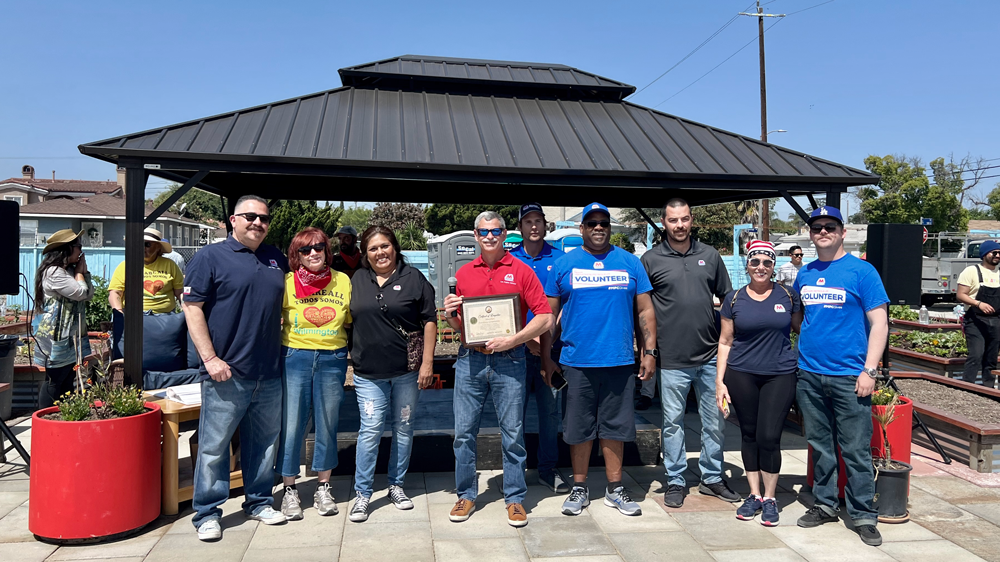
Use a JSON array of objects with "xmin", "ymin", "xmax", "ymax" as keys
[{"xmin": 921, "ymin": 232, "xmax": 996, "ymax": 306}]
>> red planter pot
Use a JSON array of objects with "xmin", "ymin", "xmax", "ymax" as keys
[
  {"xmin": 29, "ymin": 403, "xmax": 162, "ymax": 542},
  {"xmin": 806, "ymin": 397, "xmax": 914, "ymax": 498}
]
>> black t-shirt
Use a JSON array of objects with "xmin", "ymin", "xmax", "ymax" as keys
[
  {"xmin": 720, "ymin": 283, "xmax": 801, "ymax": 375},
  {"xmin": 349, "ymin": 262, "xmax": 437, "ymax": 379}
]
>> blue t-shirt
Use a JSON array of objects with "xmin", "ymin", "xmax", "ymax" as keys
[
  {"xmin": 510, "ymin": 242, "xmax": 564, "ymax": 322},
  {"xmin": 720, "ymin": 284, "xmax": 801, "ymax": 376},
  {"xmin": 793, "ymin": 254, "xmax": 889, "ymax": 376},
  {"xmin": 545, "ymin": 246, "xmax": 652, "ymax": 368},
  {"xmin": 183, "ymin": 236, "xmax": 289, "ymax": 380}
]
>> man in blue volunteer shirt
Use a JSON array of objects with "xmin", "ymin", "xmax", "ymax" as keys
[
  {"xmin": 543, "ymin": 203, "xmax": 657, "ymax": 517},
  {"xmin": 183, "ymin": 195, "xmax": 290, "ymax": 541},
  {"xmin": 793, "ymin": 206, "xmax": 889, "ymax": 547},
  {"xmin": 510, "ymin": 203, "xmax": 568, "ymax": 494}
]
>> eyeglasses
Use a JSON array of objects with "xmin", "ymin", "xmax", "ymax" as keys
[
  {"xmin": 476, "ymin": 228, "xmax": 504, "ymax": 237},
  {"xmin": 989, "ymin": 251, "xmax": 1000, "ymax": 257},
  {"xmin": 790, "ymin": 253, "xmax": 804, "ymax": 257},
  {"xmin": 584, "ymin": 220, "xmax": 611, "ymax": 229},
  {"xmin": 296, "ymin": 243, "xmax": 326, "ymax": 255},
  {"xmin": 235, "ymin": 212, "xmax": 272, "ymax": 224},
  {"xmin": 749, "ymin": 258, "xmax": 774, "ymax": 268},
  {"xmin": 809, "ymin": 222, "xmax": 839, "ymax": 234}
]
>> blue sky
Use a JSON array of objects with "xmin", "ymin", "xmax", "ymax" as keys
[{"xmin": 2, "ymin": 0, "xmax": 997, "ymax": 219}]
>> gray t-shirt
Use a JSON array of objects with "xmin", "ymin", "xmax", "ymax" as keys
[{"xmin": 641, "ymin": 239, "xmax": 732, "ymax": 368}]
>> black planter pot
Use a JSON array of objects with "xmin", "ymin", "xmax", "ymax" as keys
[{"xmin": 873, "ymin": 460, "xmax": 912, "ymax": 523}]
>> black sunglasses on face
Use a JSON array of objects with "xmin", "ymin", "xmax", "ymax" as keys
[
  {"xmin": 809, "ymin": 222, "xmax": 839, "ymax": 234},
  {"xmin": 988, "ymin": 251, "xmax": 1000, "ymax": 257},
  {"xmin": 296, "ymin": 243, "xmax": 326, "ymax": 255},
  {"xmin": 144, "ymin": 242, "xmax": 156, "ymax": 249},
  {"xmin": 584, "ymin": 220, "xmax": 611, "ymax": 229},
  {"xmin": 476, "ymin": 228, "xmax": 504, "ymax": 237},
  {"xmin": 235, "ymin": 212, "xmax": 272, "ymax": 224},
  {"xmin": 790, "ymin": 253, "xmax": 804, "ymax": 257},
  {"xmin": 749, "ymin": 258, "xmax": 774, "ymax": 268}
]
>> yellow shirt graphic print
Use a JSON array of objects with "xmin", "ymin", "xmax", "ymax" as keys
[
  {"xmin": 109, "ymin": 256, "xmax": 184, "ymax": 313},
  {"xmin": 281, "ymin": 271, "xmax": 353, "ymax": 350}
]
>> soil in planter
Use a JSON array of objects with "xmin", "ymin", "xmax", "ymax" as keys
[
  {"xmin": 41, "ymin": 407, "xmax": 154, "ymax": 422},
  {"xmin": 896, "ymin": 379, "xmax": 1000, "ymax": 425}
]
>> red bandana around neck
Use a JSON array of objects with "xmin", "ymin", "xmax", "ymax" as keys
[
  {"xmin": 294, "ymin": 266, "xmax": 332, "ymax": 299},
  {"xmin": 339, "ymin": 251, "xmax": 361, "ymax": 269}
]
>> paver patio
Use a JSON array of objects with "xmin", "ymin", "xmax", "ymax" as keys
[{"xmin": 2, "ymin": 412, "xmax": 999, "ymax": 562}]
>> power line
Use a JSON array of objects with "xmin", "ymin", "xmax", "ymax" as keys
[{"xmin": 785, "ymin": 0, "xmax": 835, "ymax": 15}]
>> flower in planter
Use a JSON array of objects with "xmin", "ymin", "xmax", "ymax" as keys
[{"xmin": 871, "ymin": 383, "xmax": 903, "ymax": 468}]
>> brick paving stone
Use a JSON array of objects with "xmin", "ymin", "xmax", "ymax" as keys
[
  {"xmin": 340, "ymin": 521, "xmax": 433, "ymax": 562},
  {"xmin": 48, "ymin": 526, "xmax": 168, "ymax": 560},
  {"xmin": 710, "ymin": 547, "xmax": 807, "ymax": 562},
  {"xmin": 531, "ymin": 557, "xmax": 624, "ymax": 562},
  {"xmin": 608, "ymin": 530, "xmax": 715, "ymax": 562},
  {"xmin": 0, "ymin": 491, "xmax": 27, "ymax": 520},
  {"xmin": 956, "ymin": 503, "xmax": 1000, "ymax": 526},
  {"xmin": 672, "ymin": 511, "xmax": 785, "ymax": 550},
  {"xmin": 242, "ymin": 545, "xmax": 339, "ymax": 562},
  {"xmin": 912, "ymin": 476, "xmax": 1000, "ymax": 504},
  {"xmin": 432, "ymin": 537, "xmax": 529, "ymax": 561},
  {"xmin": 0, "ymin": 505, "xmax": 33, "ymax": 543},
  {"xmin": 879, "ymin": 539, "xmax": 988, "ymax": 562},
  {"xmin": 768, "ymin": 523, "xmax": 897, "ymax": 562},
  {"xmin": 519, "ymin": 516, "xmax": 617, "ymax": 558},
  {"xmin": 908, "ymin": 520, "xmax": 1000, "ymax": 562},
  {"xmin": 0, "ymin": 540, "xmax": 58, "ymax": 562},
  {"xmin": 143, "ymin": 529, "xmax": 254, "ymax": 562},
  {"xmin": 907, "ymin": 487, "xmax": 980, "ymax": 523},
  {"xmin": 427, "ymin": 499, "xmax": 520, "ymax": 540}
]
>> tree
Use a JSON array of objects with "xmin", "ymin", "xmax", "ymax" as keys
[
  {"xmin": 986, "ymin": 183, "xmax": 1000, "ymax": 222},
  {"xmin": 263, "ymin": 200, "xmax": 342, "ymax": 253},
  {"xmin": 609, "ymin": 232, "xmax": 633, "ymax": 251},
  {"xmin": 396, "ymin": 221, "xmax": 427, "ymax": 250},
  {"xmin": 369, "ymin": 202, "xmax": 425, "ymax": 232},
  {"xmin": 425, "ymin": 204, "xmax": 519, "ymax": 235},
  {"xmin": 340, "ymin": 206, "xmax": 372, "ymax": 233},
  {"xmin": 618, "ymin": 203, "xmax": 742, "ymax": 253},
  {"xmin": 857, "ymin": 154, "xmax": 967, "ymax": 233},
  {"xmin": 149, "ymin": 184, "xmax": 226, "ymax": 223}
]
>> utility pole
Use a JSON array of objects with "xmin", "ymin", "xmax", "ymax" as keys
[{"xmin": 740, "ymin": 1, "xmax": 784, "ymax": 242}]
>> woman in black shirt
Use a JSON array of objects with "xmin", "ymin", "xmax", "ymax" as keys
[
  {"xmin": 716, "ymin": 240, "xmax": 802, "ymax": 527},
  {"xmin": 348, "ymin": 226, "xmax": 437, "ymax": 523}
]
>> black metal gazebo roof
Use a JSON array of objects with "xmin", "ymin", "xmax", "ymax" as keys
[{"xmin": 79, "ymin": 54, "xmax": 878, "ymax": 378}]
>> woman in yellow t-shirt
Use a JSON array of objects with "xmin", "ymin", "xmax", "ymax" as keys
[
  {"xmin": 276, "ymin": 227, "xmax": 352, "ymax": 520},
  {"xmin": 108, "ymin": 227, "xmax": 183, "ymax": 314}
]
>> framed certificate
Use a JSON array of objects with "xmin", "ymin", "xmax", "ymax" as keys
[{"xmin": 461, "ymin": 293, "xmax": 522, "ymax": 347}]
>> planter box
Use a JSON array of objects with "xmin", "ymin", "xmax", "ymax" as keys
[
  {"xmin": 891, "ymin": 371, "xmax": 1000, "ymax": 473},
  {"xmin": 889, "ymin": 347, "xmax": 965, "ymax": 378},
  {"xmin": 0, "ymin": 322, "xmax": 28, "ymax": 336},
  {"xmin": 891, "ymin": 319, "xmax": 962, "ymax": 333}
]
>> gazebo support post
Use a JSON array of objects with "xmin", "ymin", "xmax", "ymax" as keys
[
  {"xmin": 826, "ymin": 190, "xmax": 841, "ymax": 209},
  {"xmin": 780, "ymin": 191, "xmax": 811, "ymax": 223},
  {"xmin": 122, "ymin": 163, "xmax": 149, "ymax": 381},
  {"xmin": 634, "ymin": 207, "xmax": 663, "ymax": 238},
  {"xmin": 144, "ymin": 170, "xmax": 209, "ymax": 227}
]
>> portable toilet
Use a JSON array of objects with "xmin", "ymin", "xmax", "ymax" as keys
[
  {"xmin": 503, "ymin": 232, "xmax": 523, "ymax": 251},
  {"xmin": 545, "ymin": 229, "xmax": 583, "ymax": 253},
  {"xmin": 427, "ymin": 230, "xmax": 481, "ymax": 307}
]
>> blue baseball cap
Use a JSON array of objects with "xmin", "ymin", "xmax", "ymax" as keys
[
  {"xmin": 582, "ymin": 202, "xmax": 610, "ymax": 222},
  {"xmin": 518, "ymin": 203, "xmax": 544, "ymax": 222},
  {"xmin": 807, "ymin": 206, "xmax": 844, "ymax": 225},
  {"xmin": 980, "ymin": 240, "xmax": 1000, "ymax": 256}
]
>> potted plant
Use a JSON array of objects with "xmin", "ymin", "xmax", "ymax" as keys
[
  {"xmin": 870, "ymin": 384, "xmax": 913, "ymax": 523},
  {"xmin": 29, "ymin": 335, "xmax": 162, "ymax": 543}
]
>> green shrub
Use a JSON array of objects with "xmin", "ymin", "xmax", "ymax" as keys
[
  {"xmin": 86, "ymin": 275, "xmax": 112, "ymax": 330},
  {"xmin": 889, "ymin": 305, "xmax": 919, "ymax": 322},
  {"xmin": 889, "ymin": 330, "xmax": 967, "ymax": 357},
  {"xmin": 55, "ymin": 389, "xmax": 92, "ymax": 421}
]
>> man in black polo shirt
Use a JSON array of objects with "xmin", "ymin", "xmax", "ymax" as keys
[
  {"xmin": 640, "ymin": 198, "xmax": 738, "ymax": 508},
  {"xmin": 183, "ymin": 195, "xmax": 289, "ymax": 541}
]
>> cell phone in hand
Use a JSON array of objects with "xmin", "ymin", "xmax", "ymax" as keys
[
  {"xmin": 550, "ymin": 369, "xmax": 568, "ymax": 391},
  {"xmin": 721, "ymin": 397, "xmax": 731, "ymax": 419}
]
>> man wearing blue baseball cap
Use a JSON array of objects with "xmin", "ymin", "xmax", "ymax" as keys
[
  {"xmin": 956, "ymin": 239, "xmax": 1000, "ymax": 388},
  {"xmin": 792, "ymin": 205, "xmax": 889, "ymax": 546}
]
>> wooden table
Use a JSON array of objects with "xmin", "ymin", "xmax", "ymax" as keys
[{"xmin": 144, "ymin": 392, "xmax": 244, "ymax": 516}]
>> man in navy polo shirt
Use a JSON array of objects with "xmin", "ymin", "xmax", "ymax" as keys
[
  {"xmin": 183, "ymin": 195, "xmax": 289, "ymax": 541},
  {"xmin": 510, "ymin": 202, "xmax": 567, "ymax": 494},
  {"xmin": 793, "ymin": 206, "xmax": 888, "ymax": 547}
]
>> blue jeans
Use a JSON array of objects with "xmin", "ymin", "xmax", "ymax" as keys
[
  {"xmin": 192, "ymin": 376, "xmax": 282, "ymax": 527},
  {"xmin": 659, "ymin": 362, "xmax": 725, "ymax": 486},
  {"xmin": 523, "ymin": 352, "xmax": 560, "ymax": 476},
  {"xmin": 276, "ymin": 346, "xmax": 348, "ymax": 477},
  {"xmin": 796, "ymin": 369, "xmax": 877, "ymax": 526},
  {"xmin": 454, "ymin": 345, "xmax": 528, "ymax": 504},
  {"xmin": 353, "ymin": 371, "xmax": 420, "ymax": 497}
]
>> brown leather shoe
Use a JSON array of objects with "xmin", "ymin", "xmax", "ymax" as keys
[
  {"xmin": 449, "ymin": 498, "xmax": 475, "ymax": 522},
  {"xmin": 507, "ymin": 503, "xmax": 528, "ymax": 527}
]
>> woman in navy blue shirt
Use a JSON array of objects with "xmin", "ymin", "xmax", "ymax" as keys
[{"xmin": 716, "ymin": 240, "xmax": 802, "ymax": 527}]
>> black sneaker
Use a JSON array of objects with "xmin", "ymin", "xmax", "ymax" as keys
[
  {"xmin": 856, "ymin": 524, "xmax": 882, "ymax": 546},
  {"xmin": 663, "ymin": 484, "xmax": 685, "ymax": 508},
  {"xmin": 636, "ymin": 396, "xmax": 653, "ymax": 410},
  {"xmin": 796, "ymin": 505, "xmax": 838, "ymax": 528},
  {"xmin": 698, "ymin": 481, "xmax": 741, "ymax": 503}
]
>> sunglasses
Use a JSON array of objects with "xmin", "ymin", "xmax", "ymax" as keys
[
  {"xmin": 584, "ymin": 220, "xmax": 611, "ymax": 229},
  {"xmin": 144, "ymin": 241, "xmax": 157, "ymax": 249},
  {"xmin": 988, "ymin": 251, "xmax": 1000, "ymax": 257},
  {"xmin": 297, "ymin": 243, "xmax": 326, "ymax": 255},
  {"xmin": 749, "ymin": 258, "xmax": 774, "ymax": 268},
  {"xmin": 809, "ymin": 222, "xmax": 840, "ymax": 234},
  {"xmin": 476, "ymin": 228, "xmax": 504, "ymax": 237},
  {"xmin": 235, "ymin": 212, "xmax": 272, "ymax": 224},
  {"xmin": 790, "ymin": 253, "xmax": 804, "ymax": 257}
]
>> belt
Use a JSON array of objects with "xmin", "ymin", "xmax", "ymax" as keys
[{"xmin": 470, "ymin": 346, "xmax": 494, "ymax": 355}]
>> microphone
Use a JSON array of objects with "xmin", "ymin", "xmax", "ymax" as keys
[{"xmin": 448, "ymin": 277, "xmax": 458, "ymax": 317}]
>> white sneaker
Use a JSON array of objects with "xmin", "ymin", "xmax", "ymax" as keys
[
  {"xmin": 314, "ymin": 483, "xmax": 339, "ymax": 516},
  {"xmin": 281, "ymin": 487, "xmax": 304, "ymax": 520},
  {"xmin": 248, "ymin": 506, "xmax": 287, "ymax": 525},
  {"xmin": 196, "ymin": 519, "xmax": 222, "ymax": 541}
]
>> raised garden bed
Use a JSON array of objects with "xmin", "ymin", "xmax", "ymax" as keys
[
  {"xmin": 889, "ymin": 347, "xmax": 965, "ymax": 378},
  {"xmin": 891, "ymin": 319, "xmax": 962, "ymax": 333},
  {"xmin": 892, "ymin": 371, "xmax": 1000, "ymax": 473}
]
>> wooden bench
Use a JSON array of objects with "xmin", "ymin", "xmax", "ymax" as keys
[{"xmin": 0, "ymin": 382, "xmax": 30, "ymax": 470}]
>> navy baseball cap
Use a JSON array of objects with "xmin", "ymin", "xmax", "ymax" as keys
[
  {"xmin": 807, "ymin": 206, "xmax": 844, "ymax": 225},
  {"xmin": 582, "ymin": 202, "xmax": 610, "ymax": 221},
  {"xmin": 980, "ymin": 240, "xmax": 1000, "ymax": 256},
  {"xmin": 518, "ymin": 203, "xmax": 544, "ymax": 222}
]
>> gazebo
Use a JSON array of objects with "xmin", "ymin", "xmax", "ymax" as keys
[{"xmin": 79, "ymin": 54, "xmax": 878, "ymax": 377}]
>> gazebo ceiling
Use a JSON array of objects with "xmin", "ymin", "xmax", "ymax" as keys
[{"xmin": 79, "ymin": 55, "xmax": 876, "ymax": 208}]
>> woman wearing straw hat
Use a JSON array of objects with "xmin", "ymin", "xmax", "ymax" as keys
[
  {"xmin": 108, "ymin": 227, "xmax": 184, "ymax": 314},
  {"xmin": 33, "ymin": 229, "xmax": 95, "ymax": 408}
]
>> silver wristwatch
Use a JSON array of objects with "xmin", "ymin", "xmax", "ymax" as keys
[{"xmin": 862, "ymin": 367, "xmax": 879, "ymax": 379}]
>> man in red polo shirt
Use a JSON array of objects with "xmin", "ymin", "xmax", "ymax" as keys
[{"xmin": 443, "ymin": 210, "xmax": 554, "ymax": 528}]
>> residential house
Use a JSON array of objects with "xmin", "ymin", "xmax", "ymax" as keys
[{"xmin": 0, "ymin": 164, "xmax": 123, "ymax": 207}]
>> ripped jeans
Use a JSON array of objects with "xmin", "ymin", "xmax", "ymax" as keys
[{"xmin": 352, "ymin": 371, "xmax": 420, "ymax": 497}]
